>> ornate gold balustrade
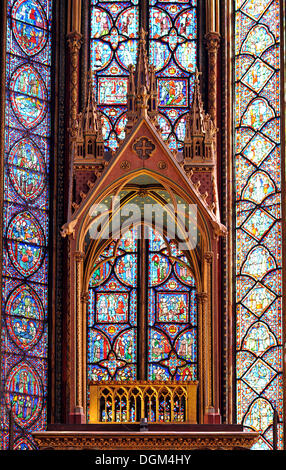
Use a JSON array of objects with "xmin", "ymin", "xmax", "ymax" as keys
[{"xmin": 89, "ymin": 380, "xmax": 198, "ymax": 424}]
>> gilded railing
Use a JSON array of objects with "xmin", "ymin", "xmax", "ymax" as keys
[{"xmin": 89, "ymin": 381, "xmax": 198, "ymax": 424}]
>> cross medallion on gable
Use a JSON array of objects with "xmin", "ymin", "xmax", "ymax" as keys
[{"xmin": 133, "ymin": 137, "xmax": 155, "ymax": 160}]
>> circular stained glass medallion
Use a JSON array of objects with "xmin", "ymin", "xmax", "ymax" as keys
[
  {"xmin": 100, "ymin": 114, "xmax": 112, "ymax": 140},
  {"xmin": 116, "ymin": 39, "xmax": 137, "ymax": 69},
  {"xmin": 90, "ymin": 40, "xmax": 113, "ymax": 71},
  {"xmin": 12, "ymin": 0, "xmax": 48, "ymax": 56},
  {"xmin": 175, "ymin": 9, "xmax": 197, "ymax": 39},
  {"xmin": 8, "ymin": 138, "xmax": 46, "ymax": 201},
  {"xmin": 10, "ymin": 63, "xmax": 47, "ymax": 129},
  {"xmin": 7, "ymin": 211, "xmax": 46, "ymax": 276},
  {"xmin": 91, "ymin": 7, "xmax": 112, "ymax": 38},
  {"xmin": 157, "ymin": 114, "xmax": 171, "ymax": 140},
  {"xmin": 175, "ymin": 41, "xmax": 196, "ymax": 72},
  {"xmin": 116, "ymin": 7, "xmax": 138, "ymax": 39},
  {"xmin": 5, "ymin": 285, "xmax": 44, "ymax": 351},
  {"xmin": 5, "ymin": 362, "xmax": 43, "ymax": 428},
  {"xmin": 115, "ymin": 254, "xmax": 137, "ymax": 287},
  {"xmin": 175, "ymin": 262, "xmax": 195, "ymax": 286},
  {"xmin": 90, "ymin": 261, "xmax": 111, "ymax": 287},
  {"xmin": 150, "ymin": 40, "xmax": 171, "ymax": 71}
]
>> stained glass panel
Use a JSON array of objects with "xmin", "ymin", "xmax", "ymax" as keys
[
  {"xmin": 149, "ymin": 0, "xmax": 197, "ymax": 150},
  {"xmin": 90, "ymin": 0, "xmax": 139, "ymax": 151},
  {"xmin": 90, "ymin": 1, "xmax": 197, "ymax": 152},
  {"xmin": 147, "ymin": 229, "xmax": 197, "ymax": 382},
  {"xmin": 88, "ymin": 230, "xmax": 138, "ymax": 383},
  {"xmin": 88, "ymin": 227, "xmax": 198, "ymax": 408},
  {"xmin": 234, "ymin": 0, "xmax": 283, "ymax": 449},
  {"xmin": 1, "ymin": 0, "xmax": 52, "ymax": 450}
]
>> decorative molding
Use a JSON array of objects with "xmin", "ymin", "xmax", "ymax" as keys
[
  {"xmin": 204, "ymin": 251, "xmax": 214, "ymax": 264},
  {"xmin": 196, "ymin": 292, "xmax": 208, "ymax": 305},
  {"xmin": 81, "ymin": 292, "xmax": 89, "ymax": 304},
  {"xmin": 120, "ymin": 160, "xmax": 131, "ymax": 170},
  {"xmin": 75, "ymin": 251, "xmax": 85, "ymax": 262},
  {"xmin": 33, "ymin": 431, "xmax": 259, "ymax": 450},
  {"xmin": 158, "ymin": 160, "xmax": 167, "ymax": 170}
]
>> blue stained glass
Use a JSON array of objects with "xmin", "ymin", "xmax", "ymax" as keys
[
  {"xmin": 90, "ymin": 1, "xmax": 197, "ymax": 151},
  {"xmin": 88, "ymin": 233, "xmax": 138, "ymax": 383},
  {"xmin": 149, "ymin": 1, "xmax": 197, "ymax": 150},
  {"xmin": 11, "ymin": 0, "xmax": 49, "ymax": 57},
  {"xmin": 90, "ymin": 1, "xmax": 139, "ymax": 150},
  {"xmin": 88, "ymin": 227, "xmax": 198, "ymax": 392},
  {"xmin": 147, "ymin": 230, "xmax": 198, "ymax": 381},
  {"xmin": 1, "ymin": 0, "xmax": 52, "ymax": 449}
]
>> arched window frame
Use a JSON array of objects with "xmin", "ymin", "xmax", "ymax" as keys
[{"xmin": 87, "ymin": 225, "xmax": 199, "ymax": 390}]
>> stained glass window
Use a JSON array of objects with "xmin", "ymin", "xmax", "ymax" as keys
[
  {"xmin": 1, "ymin": 0, "xmax": 52, "ymax": 450},
  {"xmin": 234, "ymin": 0, "xmax": 283, "ymax": 450},
  {"xmin": 148, "ymin": 230, "xmax": 197, "ymax": 381},
  {"xmin": 90, "ymin": 0, "xmax": 197, "ymax": 152},
  {"xmin": 88, "ymin": 229, "xmax": 139, "ymax": 382},
  {"xmin": 87, "ymin": 227, "xmax": 198, "ymax": 421},
  {"xmin": 90, "ymin": 0, "xmax": 139, "ymax": 151},
  {"xmin": 149, "ymin": 0, "xmax": 197, "ymax": 151}
]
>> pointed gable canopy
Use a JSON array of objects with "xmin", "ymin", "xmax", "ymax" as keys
[{"xmin": 62, "ymin": 45, "xmax": 225, "ymax": 245}]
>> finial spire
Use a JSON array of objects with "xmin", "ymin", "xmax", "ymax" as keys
[
  {"xmin": 183, "ymin": 68, "xmax": 217, "ymax": 163},
  {"xmin": 126, "ymin": 29, "xmax": 158, "ymax": 129},
  {"xmin": 135, "ymin": 28, "xmax": 150, "ymax": 92},
  {"xmin": 73, "ymin": 69, "xmax": 105, "ymax": 162}
]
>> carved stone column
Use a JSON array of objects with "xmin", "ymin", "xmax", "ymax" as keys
[
  {"xmin": 67, "ymin": 31, "xmax": 83, "ymax": 136},
  {"xmin": 205, "ymin": 31, "xmax": 220, "ymax": 128},
  {"xmin": 73, "ymin": 250, "xmax": 86, "ymax": 423},
  {"xmin": 203, "ymin": 250, "xmax": 221, "ymax": 424},
  {"xmin": 204, "ymin": 251, "xmax": 213, "ymax": 414},
  {"xmin": 81, "ymin": 291, "xmax": 89, "ymax": 416},
  {"xmin": 67, "ymin": 31, "xmax": 82, "ymax": 219},
  {"xmin": 197, "ymin": 291, "xmax": 208, "ymax": 424}
]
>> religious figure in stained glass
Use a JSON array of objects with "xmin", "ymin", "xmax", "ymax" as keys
[
  {"xmin": 8, "ymin": 138, "xmax": 46, "ymax": 201},
  {"xmin": 11, "ymin": 0, "xmax": 48, "ymax": 56}
]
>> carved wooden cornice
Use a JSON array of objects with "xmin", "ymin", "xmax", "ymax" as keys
[
  {"xmin": 89, "ymin": 379, "xmax": 198, "ymax": 386},
  {"xmin": 33, "ymin": 431, "xmax": 259, "ymax": 450}
]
